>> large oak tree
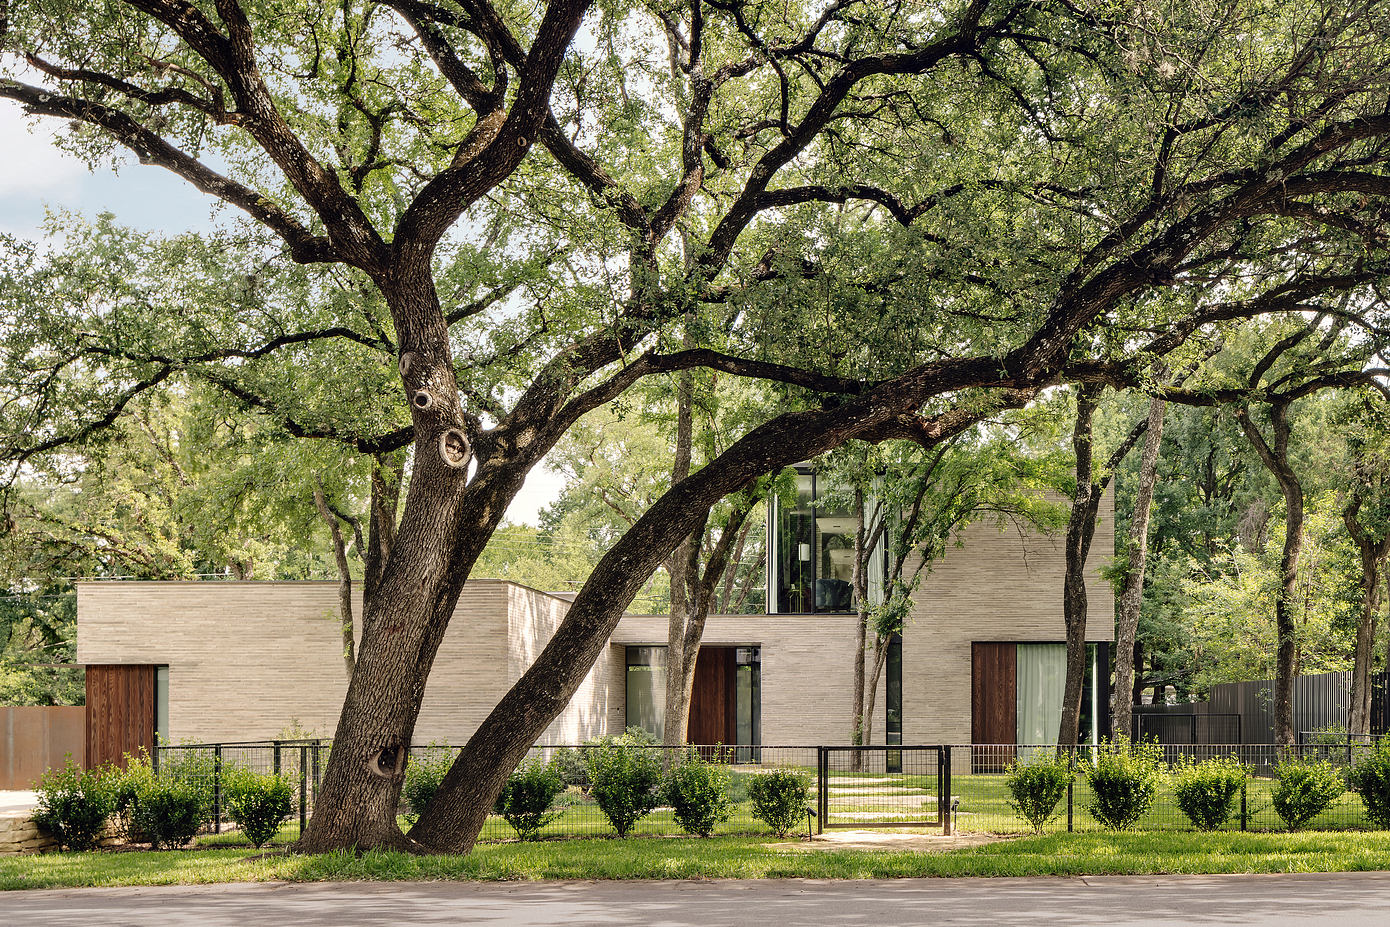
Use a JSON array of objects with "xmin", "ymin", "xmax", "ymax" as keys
[{"xmin": 5, "ymin": 0, "xmax": 1390, "ymax": 854}]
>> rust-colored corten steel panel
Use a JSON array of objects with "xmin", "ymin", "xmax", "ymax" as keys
[
  {"xmin": 1, "ymin": 706, "xmax": 85, "ymax": 789},
  {"xmin": 84, "ymin": 665, "xmax": 155, "ymax": 770},
  {"xmin": 688, "ymin": 647, "xmax": 737, "ymax": 747},
  {"xmin": 971, "ymin": 642, "xmax": 1017, "ymax": 744}
]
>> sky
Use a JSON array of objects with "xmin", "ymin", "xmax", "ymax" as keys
[{"xmin": 0, "ymin": 101, "xmax": 565, "ymax": 525}]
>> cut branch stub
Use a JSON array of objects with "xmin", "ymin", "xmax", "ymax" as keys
[
  {"xmin": 399, "ymin": 351, "xmax": 416, "ymax": 378},
  {"xmin": 439, "ymin": 428, "xmax": 471, "ymax": 469},
  {"xmin": 368, "ymin": 744, "xmax": 407, "ymax": 779}
]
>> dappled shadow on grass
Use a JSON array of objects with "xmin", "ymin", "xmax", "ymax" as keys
[{"xmin": 7, "ymin": 830, "xmax": 1390, "ymax": 891}]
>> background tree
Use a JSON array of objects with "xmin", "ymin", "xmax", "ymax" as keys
[
  {"xmin": 1333, "ymin": 395, "xmax": 1390, "ymax": 736},
  {"xmin": 1112, "ymin": 393, "xmax": 1166, "ymax": 740}
]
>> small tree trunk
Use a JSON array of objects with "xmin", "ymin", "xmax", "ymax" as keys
[
  {"xmin": 1112, "ymin": 397, "xmax": 1164, "ymax": 741},
  {"xmin": 851, "ymin": 488, "xmax": 869, "ymax": 751},
  {"xmin": 313, "ymin": 482, "xmax": 357, "ymax": 679},
  {"xmin": 1059, "ymin": 385, "xmax": 1100, "ymax": 747},
  {"xmin": 1237, "ymin": 402, "xmax": 1302, "ymax": 749},
  {"xmin": 861, "ymin": 635, "xmax": 891, "ymax": 746},
  {"xmin": 1344, "ymin": 495, "xmax": 1390, "ymax": 738}
]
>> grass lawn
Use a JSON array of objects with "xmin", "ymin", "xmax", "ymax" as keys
[{"xmin": 4, "ymin": 830, "xmax": 1390, "ymax": 890}]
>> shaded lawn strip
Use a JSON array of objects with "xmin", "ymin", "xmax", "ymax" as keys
[{"xmin": 5, "ymin": 831, "xmax": 1390, "ymax": 890}]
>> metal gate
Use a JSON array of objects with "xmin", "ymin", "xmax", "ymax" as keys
[{"xmin": 817, "ymin": 745, "xmax": 950, "ymax": 835}]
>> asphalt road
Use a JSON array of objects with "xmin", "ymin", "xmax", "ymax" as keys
[{"xmin": 5, "ymin": 872, "xmax": 1390, "ymax": 926}]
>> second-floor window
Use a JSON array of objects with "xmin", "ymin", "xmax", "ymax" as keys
[{"xmin": 770, "ymin": 470, "xmax": 862, "ymax": 614}]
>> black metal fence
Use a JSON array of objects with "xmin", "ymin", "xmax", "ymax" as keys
[
  {"xmin": 152, "ymin": 738, "xmax": 1390, "ymax": 844},
  {"xmin": 1135, "ymin": 670, "xmax": 1381, "ymax": 746},
  {"xmin": 154, "ymin": 740, "xmax": 327, "ymax": 836},
  {"xmin": 1133, "ymin": 711, "xmax": 1242, "ymax": 745},
  {"xmin": 816, "ymin": 746, "xmax": 947, "ymax": 834}
]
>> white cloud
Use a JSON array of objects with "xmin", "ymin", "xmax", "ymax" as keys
[{"xmin": 0, "ymin": 101, "xmax": 88, "ymax": 198}]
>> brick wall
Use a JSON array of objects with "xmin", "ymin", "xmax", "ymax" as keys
[{"xmin": 76, "ymin": 490, "xmax": 1112, "ymax": 750}]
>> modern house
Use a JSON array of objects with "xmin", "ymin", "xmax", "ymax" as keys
[{"xmin": 75, "ymin": 477, "xmax": 1114, "ymax": 766}]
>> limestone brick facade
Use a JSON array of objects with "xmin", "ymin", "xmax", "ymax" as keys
[
  {"xmin": 75, "ymin": 579, "xmax": 610, "ymax": 746},
  {"xmin": 75, "ymin": 493, "xmax": 1111, "ymax": 749}
]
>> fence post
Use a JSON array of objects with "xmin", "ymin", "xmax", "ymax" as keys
[
  {"xmin": 940, "ymin": 746, "xmax": 952, "ymax": 836},
  {"xmin": 1066, "ymin": 746, "xmax": 1074, "ymax": 833},
  {"xmin": 273, "ymin": 740, "xmax": 282, "ymax": 777},
  {"xmin": 816, "ymin": 747, "xmax": 825, "ymax": 835},
  {"xmin": 299, "ymin": 745, "xmax": 308, "ymax": 833},
  {"xmin": 1240, "ymin": 780, "xmax": 1248, "ymax": 831},
  {"xmin": 213, "ymin": 744, "xmax": 223, "ymax": 834},
  {"xmin": 311, "ymin": 742, "xmax": 322, "ymax": 811}
]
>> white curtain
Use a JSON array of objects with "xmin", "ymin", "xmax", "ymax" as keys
[
  {"xmin": 625, "ymin": 647, "xmax": 667, "ymax": 740},
  {"xmin": 1016, "ymin": 643, "xmax": 1067, "ymax": 758}
]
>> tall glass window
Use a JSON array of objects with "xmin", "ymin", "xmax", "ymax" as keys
[
  {"xmin": 886, "ymin": 633, "xmax": 903, "ymax": 772},
  {"xmin": 886, "ymin": 634, "xmax": 903, "ymax": 746},
  {"xmin": 1015, "ymin": 643, "xmax": 1100, "ymax": 756},
  {"xmin": 770, "ymin": 469, "xmax": 863, "ymax": 614},
  {"xmin": 735, "ymin": 647, "xmax": 761, "ymax": 761},
  {"xmin": 156, "ymin": 665, "xmax": 169, "ymax": 744},
  {"xmin": 625, "ymin": 647, "xmax": 667, "ymax": 740},
  {"xmin": 625, "ymin": 646, "xmax": 762, "ymax": 748}
]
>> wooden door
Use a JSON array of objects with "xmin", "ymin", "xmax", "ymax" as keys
[
  {"xmin": 971, "ymin": 643, "xmax": 1017, "ymax": 771},
  {"xmin": 85, "ymin": 665, "xmax": 156, "ymax": 770},
  {"xmin": 687, "ymin": 647, "xmax": 737, "ymax": 749}
]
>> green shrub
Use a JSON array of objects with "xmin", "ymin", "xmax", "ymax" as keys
[
  {"xmin": 1347, "ymin": 735, "xmax": 1390, "ymax": 829},
  {"xmin": 665, "ymin": 752, "xmax": 732, "ymax": 837},
  {"xmin": 110, "ymin": 752, "xmax": 157, "ymax": 843},
  {"xmin": 747, "ymin": 767, "xmax": 811, "ymax": 837},
  {"xmin": 32, "ymin": 757, "xmax": 114, "ymax": 851},
  {"xmin": 130, "ymin": 778, "xmax": 204, "ymax": 849},
  {"xmin": 1272, "ymin": 757, "xmax": 1345, "ymax": 832},
  {"xmin": 1004, "ymin": 752, "xmax": 1072, "ymax": 834},
  {"xmin": 1084, "ymin": 739, "xmax": 1165, "ymax": 831},
  {"xmin": 155, "ymin": 744, "xmax": 218, "ymax": 825},
  {"xmin": 1171, "ymin": 755, "xmax": 1248, "ymax": 831},
  {"xmin": 549, "ymin": 747, "xmax": 589, "ymax": 788},
  {"xmin": 224, "ymin": 769, "xmax": 295, "ymax": 848},
  {"xmin": 585, "ymin": 740, "xmax": 663, "ymax": 837},
  {"xmin": 493, "ymin": 759, "xmax": 566, "ymax": 841},
  {"xmin": 402, "ymin": 744, "xmax": 456, "ymax": 825}
]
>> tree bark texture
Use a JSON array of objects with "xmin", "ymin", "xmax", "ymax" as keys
[
  {"xmin": 313, "ymin": 483, "xmax": 357, "ymax": 679},
  {"xmin": 1058, "ymin": 384, "xmax": 1099, "ymax": 747},
  {"xmin": 663, "ymin": 368, "xmax": 699, "ymax": 748},
  {"xmin": 298, "ymin": 276, "xmax": 525, "ymax": 853},
  {"xmin": 1344, "ymin": 495, "xmax": 1390, "ymax": 737},
  {"xmin": 406, "ymin": 379, "xmax": 1020, "ymax": 853},
  {"xmin": 1111, "ymin": 396, "xmax": 1165, "ymax": 741},
  {"xmin": 1237, "ymin": 402, "xmax": 1302, "ymax": 749},
  {"xmin": 861, "ymin": 635, "xmax": 891, "ymax": 746},
  {"xmin": 851, "ymin": 488, "xmax": 869, "ymax": 749}
]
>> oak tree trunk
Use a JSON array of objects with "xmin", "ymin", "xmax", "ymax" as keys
[
  {"xmin": 1237, "ymin": 402, "xmax": 1302, "ymax": 749},
  {"xmin": 297, "ymin": 274, "xmax": 512, "ymax": 854},
  {"xmin": 1112, "ymin": 397, "xmax": 1164, "ymax": 741},
  {"xmin": 1059, "ymin": 385, "xmax": 1100, "ymax": 747}
]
